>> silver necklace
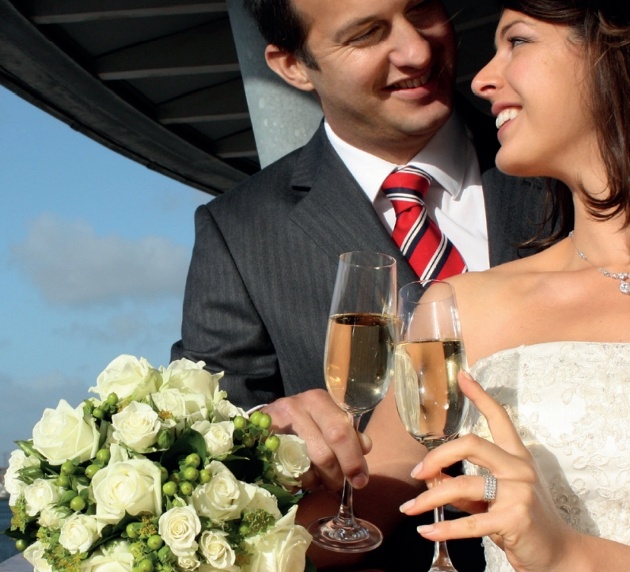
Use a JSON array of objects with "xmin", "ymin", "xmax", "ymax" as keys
[{"xmin": 569, "ymin": 231, "xmax": 630, "ymax": 295}]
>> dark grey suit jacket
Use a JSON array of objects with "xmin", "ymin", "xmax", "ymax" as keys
[{"xmin": 171, "ymin": 119, "xmax": 551, "ymax": 409}]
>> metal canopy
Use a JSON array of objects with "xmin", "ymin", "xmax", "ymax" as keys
[{"xmin": 0, "ymin": 0, "xmax": 499, "ymax": 196}]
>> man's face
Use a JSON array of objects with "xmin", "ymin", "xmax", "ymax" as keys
[{"xmin": 294, "ymin": 0, "xmax": 457, "ymax": 163}]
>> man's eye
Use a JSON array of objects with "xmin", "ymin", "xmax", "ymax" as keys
[{"xmin": 349, "ymin": 27, "xmax": 379, "ymax": 44}]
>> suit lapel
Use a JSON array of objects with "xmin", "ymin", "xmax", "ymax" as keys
[{"xmin": 288, "ymin": 125, "xmax": 417, "ymax": 286}]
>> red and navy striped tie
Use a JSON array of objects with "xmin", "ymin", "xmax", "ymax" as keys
[{"xmin": 382, "ymin": 165, "xmax": 467, "ymax": 280}]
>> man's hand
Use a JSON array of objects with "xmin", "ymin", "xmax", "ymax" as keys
[{"xmin": 262, "ymin": 389, "xmax": 371, "ymax": 491}]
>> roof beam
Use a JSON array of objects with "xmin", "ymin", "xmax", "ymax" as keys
[
  {"xmin": 159, "ymin": 79, "xmax": 248, "ymax": 124},
  {"xmin": 96, "ymin": 19, "xmax": 238, "ymax": 79},
  {"xmin": 215, "ymin": 129, "xmax": 257, "ymax": 159},
  {"xmin": 25, "ymin": 0, "xmax": 227, "ymax": 24}
]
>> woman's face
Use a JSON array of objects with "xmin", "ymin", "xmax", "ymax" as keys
[{"xmin": 471, "ymin": 9, "xmax": 598, "ymax": 183}]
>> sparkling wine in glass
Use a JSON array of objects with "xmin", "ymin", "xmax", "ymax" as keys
[
  {"xmin": 395, "ymin": 280, "xmax": 469, "ymax": 572},
  {"xmin": 308, "ymin": 250, "xmax": 397, "ymax": 552}
]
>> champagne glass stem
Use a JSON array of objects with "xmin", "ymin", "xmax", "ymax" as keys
[
  {"xmin": 332, "ymin": 414, "xmax": 361, "ymax": 528},
  {"xmin": 429, "ymin": 473, "xmax": 457, "ymax": 571}
]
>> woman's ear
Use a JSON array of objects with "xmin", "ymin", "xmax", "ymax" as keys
[{"xmin": 264, "ymin": 44, "xmax": 316, "ymax": 92}]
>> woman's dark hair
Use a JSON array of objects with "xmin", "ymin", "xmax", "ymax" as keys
[
  {"xmin": 243, "ymin": 0, "xmax": 318, "ymax": 69},
  {"xmin": 498, "ymin": 0, "xmax": 630, "ymax": 246}
]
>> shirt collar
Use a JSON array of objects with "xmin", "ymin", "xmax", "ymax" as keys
[{"xmin": 324, "ymin": 112, "xmax": 470, "ymax": 201}]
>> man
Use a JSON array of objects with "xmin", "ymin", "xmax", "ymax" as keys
[{"xmin": 172, "ymin": 0, "xmax": 553, "ymax": 568}]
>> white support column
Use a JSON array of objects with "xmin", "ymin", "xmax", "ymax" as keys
[{"xmin": 226, "ymin": 0, "xmax": 323, "ymax": 168}]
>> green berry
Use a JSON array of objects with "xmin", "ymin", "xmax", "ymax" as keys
[
  {"xmin": 199, "ymin": 469, "xmax": 210, "ymax": 483},
  {"xmin": 106, "ymin": 393, "xmax": 118, "ymax": 406},
  {"xmin": 61, "ymin": 461, "xmax": 76, "ymax": 475},
  {"xmin": 242, "ymin": 435, "xmax": 255, "ymax": 448},
  {"xmin": 147, "ymin": 534, "xmax": 163, "ymax": 551},
  {"xmin": 15, "ymin": 539, "xmax": 28, "ymax": 552},
  {"xmin": 232, "ymin": 415, "xmax": 247, "ymax": 430},
  {"xmin": 137, "ymin": 558, "xmax": 154, "ymax": 572},
  {"xmin": 250, "ymin": 411, "xmax": 263, "ymax": 426},
  {"xmin": 265, "ymin": 435, "xmax": 281, "ymax": 452},
  {"xmin": 185, "ymin": 453, "xmax": 201, "ymax": 468},
  {"xmin": 96, "ymin": 448, "xmax": 111, "ymax": 464},
  {"xmin": 162, "ymin": 481, "xmax": 177, "ymax": 496},
  {"xmin": 85, "ymin": 464, "xmax": 100, "ymax": 479},
  {"xmin": 179, "ymin": 481, "xmax": 193, "ymax": 496},
  {"xmin": 56, "ymin": 474, "xmax": 70, "ymax": 488},
  {"xmin": 183, "ymin": 467, "xmax": 199, "ymax": 482},
  {"xmin": 258, "ymin": 413, "xmax": 272, "ymax": 429},
  {"xmin": 126, "ymin": 522, "xmax": 140, "ymax": 539},
  {"xmin": 70, "ymin": 495, "xmax": 86, "ymax": 512},
  {"xmin": 92, "ymin": 407, "xmax": 104, "ymax": 420}
]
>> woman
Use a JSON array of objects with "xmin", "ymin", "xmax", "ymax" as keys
[{"xmin": 367, "ymin": 1, "xmax": 630, "ymax": 570}]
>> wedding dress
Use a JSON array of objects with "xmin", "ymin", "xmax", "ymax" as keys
[{"xmin": 463, "ymin": 341, "xmax": 630, "ymax": 572}]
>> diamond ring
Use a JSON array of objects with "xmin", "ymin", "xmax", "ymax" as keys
[{"xmin": 483, "ymin": 474, "xmax": 498, "ymax": 503}]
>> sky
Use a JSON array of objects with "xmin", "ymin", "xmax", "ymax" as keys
[{"xmin": 0, "ymin": 86, "xmax": 212, "ymax": 465}]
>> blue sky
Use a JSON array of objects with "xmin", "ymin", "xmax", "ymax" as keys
[{"xmin": 0, "ymin": 86, "xmax": 212, "ymax": 464}]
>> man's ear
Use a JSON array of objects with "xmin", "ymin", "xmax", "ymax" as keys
[{"xmin": 264, "ymin": 44, "xmax": 315, "ymax": 92}]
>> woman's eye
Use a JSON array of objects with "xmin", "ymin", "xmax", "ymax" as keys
[{"xmin": 508, "ymin": 36, "xmax": 528, "ymax": 47}]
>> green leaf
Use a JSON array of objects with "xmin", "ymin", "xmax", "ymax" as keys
[{"xmin": 159, "ymin": 428, "xmax": 206, "ymax": 471}]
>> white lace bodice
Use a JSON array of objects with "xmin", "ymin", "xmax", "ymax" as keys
[{"xmin": 464, "ymin": 342, "xmax": 630, "ymax": 572}]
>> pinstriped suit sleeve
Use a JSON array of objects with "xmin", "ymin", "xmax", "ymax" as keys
[{"xmin": 171, "ymin": 204, "xmax": 284, "ymax": 408}]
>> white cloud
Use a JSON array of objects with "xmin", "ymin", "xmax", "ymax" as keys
[{"xmin": 11, "ymin": 214, "xmax": 190, "ymax": 305}]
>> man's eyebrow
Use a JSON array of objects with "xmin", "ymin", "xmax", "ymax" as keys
[{"xmin": 334, "ymin": 15, "xmax": 380, "ymax": 41}]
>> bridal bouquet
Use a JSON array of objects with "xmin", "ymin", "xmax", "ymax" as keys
[{"xmin": 3, "ymin": 355, "xmax": 313, "ymax": 572}]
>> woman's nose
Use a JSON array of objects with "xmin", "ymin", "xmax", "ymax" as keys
[{"xmin": 471, "ymin": 57, "xmax": 500, "ymax": 100}]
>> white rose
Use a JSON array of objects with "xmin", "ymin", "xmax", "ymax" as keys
[
  {"xmin": 160, "ymin": 358, "xmax": 222, "ymax": 400},
  {"xmin": 81, "ymin": 540, "xmax": 134, "ymax": 572},
  {"xmin": 271, "ymin": 435, "xmax": 310, "ymax": 488},
  {"xmin": 111, "ymin": 401, "xmax": 161, "ymax": 453},
  {"xmin": 198, "ymin": 530, "xmax": 235, "ymax": 570},
  {"xmin": 23, "ymin": 541, "xmax": 53, "ymax": 572},
  {"xmin": 91, "ymin": 458, "xmax": 162, "ymax": 527},
  {"xmin": 32, "ymin": 399, "xmax": 100, "ymax": 465},
  {"xmin": 151, "ymin": 389, "xmax": 207, "ymax": 428},
  {"xmin": 191, "ymin": 420, "xmax": 234, "ymax": 458},
  {"xmin": 23, "ymin": 478, "xmax": 62, "ymax": 517},
  {"xmin": 38, "ymin": 505, "xmax": 70, "ymax": 529},
  {"xmin": 158, "ymin": 505, "xmax": 201, "ymax": 557},
  {"xmin": 245, "ymin": 506, "xmax": 312, "ymax": 572},
  {"xmin": 5, "ymin": 449, "xmax": 40, "ymax": 506},
  {"xmin": 213, "ymin": 399, "xmax": 245, "ymax": 422},
  {"xmin": 90, "ymin": 354, "xmax": 161, "ymax": 401},
  {"xmin": 240, "ymin": 483, "xmax": 281, "ymax": 520},
  {"xmin": 191, "ymin": 461, "xmax": 243, "ymax": 522},
  {"xmin": 181, "ymin": 392, "xmax": 208, "ymax": 424},
  {"xmin": 59, "ymin": 513, "xmax": 100, "ymax": 554},
  {"xmin": 177, "ymin": 554, "xmax": 201, "ymax": 571}
]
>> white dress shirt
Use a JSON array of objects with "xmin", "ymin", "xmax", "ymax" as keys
[{"xmin": 324, "ymin": 114, "xmax": 490, "ymax": 271}]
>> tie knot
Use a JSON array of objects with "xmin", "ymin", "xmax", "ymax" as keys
[{"xmin": 381, "ymin": 165, "xmax": 432, "ymax": 203}]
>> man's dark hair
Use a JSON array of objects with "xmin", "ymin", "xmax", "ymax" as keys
[{"xmin": 243, "ymin": 0, "xmax": 319, "ymax": 69}]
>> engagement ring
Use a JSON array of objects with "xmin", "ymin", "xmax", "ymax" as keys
[{"xmin": 483, "ymin": 474, "xmax": 498, "ymax": 503}]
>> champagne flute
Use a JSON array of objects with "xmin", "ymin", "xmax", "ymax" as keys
[
  {"xmin": 394, "ymin": 280, "xmax": 469, "ymax": 572},
  {"xmin": 308, "ymin": 250, "xmax": 397, "ymax": 552}
]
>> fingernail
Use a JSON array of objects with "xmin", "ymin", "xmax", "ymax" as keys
[
  {"xmin": 399, "ymin": 500, "xmax": 413, "ymax": 512},
  {"xmin": 417, "ymin": 524, "xmax": 435, "ymax": 535},
  {"xmin": 351, "ymin": 473, "xmax": 368, "ymax": 489},
  {"xmin": 410, "ymin": 462, "xmax": 423, "ymax": 478}
]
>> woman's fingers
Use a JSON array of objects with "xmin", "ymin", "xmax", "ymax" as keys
[
  {"xmin": 458, "ymin": 371, "xmax": 531, "ymax": 457},
  {"xmin": 411, "ymin": 432, "xmax": 535, "ymax": 485}
]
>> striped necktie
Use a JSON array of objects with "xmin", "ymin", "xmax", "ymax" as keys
[{"xmin": 381, "ymin": 165, "xmax": 467, "ymax": 280}]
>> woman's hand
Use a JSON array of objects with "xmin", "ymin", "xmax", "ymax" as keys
[{"xmin": 399, "ymin": 371, "xmax": 582, "ymax": 572}]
